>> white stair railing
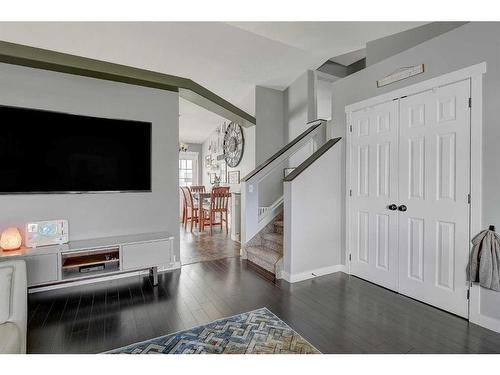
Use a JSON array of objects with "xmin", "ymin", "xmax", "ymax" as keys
[
  {"xmin": 258, "ymin": 195, "xmax": 284, "ymax": 220},
  {"xmin": 258, "ymin": 207, "xmax": 269, "ymax": 216}
]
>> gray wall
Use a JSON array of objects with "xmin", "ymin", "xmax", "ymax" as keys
[
  {"xmin": 366, "ymin": 22, "xmax": 468, "ymax": 66},
  {"xmin": 331, "ymin": 22, "xmax": 500, "ymax": 322},
  {"xmin": 284, "ymin": 142, "xmax": 342, "ymax": 277},
  {"xmin": 185, "ymin": 143, "xmax": 203, "ymax": 184},
  {"xmin": 315, "ymin": 72, "xmax": 336, "ymax": 121},
  {"xmin": 255, "ymin": 86, "xmax": 286, "ymax": 206},
  {"xmin": 0, "ymin": 62, "xmax": 180, "ymax": 260},
  {"xmin": 255, "ymin": 86, "xmax": 285, "ymax": 165},
  {"xmin": 285, "ymin": 70, "xmax": 317, "ymax": 167},
  {"xmin": 254, "ymin": 71, "xmax": 333, "ymax": 208},
  {"xmin": 252, "ymin": 72, "xmax": 318, "ymax": 208},
  {"xmin": 285, "ymin": 70, "xmax": 316, "ymax": 142}
]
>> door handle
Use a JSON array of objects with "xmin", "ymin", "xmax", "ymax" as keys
[
  {"xmin": 398, "ymin": 204, "xmax": 407, "ymax": 212},
  {"xmin": 388, "ymin": 204, "xmax": 398, "ymax": 211}
]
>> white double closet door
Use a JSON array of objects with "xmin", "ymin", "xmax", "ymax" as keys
[{"xmin": 349, "ymin": 79, "xmax": 471, "ymax": 317}]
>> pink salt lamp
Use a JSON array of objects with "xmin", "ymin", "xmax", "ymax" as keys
[{"xmin": 0, "ymin": 227, "xmax": 22, "ymax": 251}]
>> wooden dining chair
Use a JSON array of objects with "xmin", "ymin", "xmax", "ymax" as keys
[
  {"xmin": 190, "ymin": 185, "xmax": 206, "ymax": 194},
  {"xmin": 211, "ymin": 186, "xmax": 230, "ymax": 194},
  {"xmin": 181, "ymin": 186, "xmax": 199, "ymax": 232},
  {"xmin": 200, "ymin": 190, "xmax": 231, "ymax": 235},
  {"xmin": 180, "ymin": 187, "xmax": 187, "ymax": 225}
]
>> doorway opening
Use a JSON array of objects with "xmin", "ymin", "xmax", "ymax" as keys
[{"xmin": 178, "ymin": 98, "xmax": 248, "ymax": 265}]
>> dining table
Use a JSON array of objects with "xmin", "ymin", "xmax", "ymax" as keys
[{"xmin": 192, "ymin": 191, "xmax": 211, "ymax": 206}]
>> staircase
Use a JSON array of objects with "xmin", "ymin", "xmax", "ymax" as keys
[
  {"xmin": 244, "ymin": 217, "xmax": 284, "ymax": 278},
  {"xmin": 241, "ymin": 119, "xmax": 329, "ymax": 280}
]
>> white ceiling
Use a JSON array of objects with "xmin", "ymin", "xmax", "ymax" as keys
[
  {"xmin": 0, "ymin": 21, "xmax": 426, "ymax": 143},
  {"xmin": 179, "ymin": 97, "xmax": 228, "ymax": 144}
]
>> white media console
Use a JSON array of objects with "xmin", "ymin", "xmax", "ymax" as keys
[{"xmin": 0, "ymin": 232, "xmax": 176, "ymax": 291}]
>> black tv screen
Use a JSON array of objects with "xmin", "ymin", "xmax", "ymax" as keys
[{"xmin": 0, "ymin": 105, "xmax": 152, "ymax": 193}]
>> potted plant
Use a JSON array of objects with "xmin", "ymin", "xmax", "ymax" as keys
[{"xmin": 213, "ymin": 175, "xmax": 221, "ymax": 187}]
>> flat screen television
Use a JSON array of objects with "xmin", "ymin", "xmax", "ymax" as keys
[{"xmin": 0, "ymin": 105, "xmax": 152, "ymax": 194}]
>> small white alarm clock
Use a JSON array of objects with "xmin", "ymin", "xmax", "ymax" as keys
[{"xmin": 25, "ymin": 219, "xmax": 69, "ymax": 248}]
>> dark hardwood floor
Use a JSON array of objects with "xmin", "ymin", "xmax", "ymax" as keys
[
  {"xmin": 180, "ymin": 224, "xmax": 240, "ymax": 265},
  {"xmin": 27, "ymin": 257, "xmax": 500, "ymax": 354}
]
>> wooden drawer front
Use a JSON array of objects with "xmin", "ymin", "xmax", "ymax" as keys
[
  {"xmin": 25, "ymin": 254, "xmax": 59, "ymax": 286},
  {"xmin": 122, "ymin": 240, "xmax": 171, "ymax": 271}
]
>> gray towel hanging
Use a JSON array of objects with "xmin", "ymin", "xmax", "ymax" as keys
[{"xmin": 468, "ymin": 226, "xmax": 500, "ymax": 292}]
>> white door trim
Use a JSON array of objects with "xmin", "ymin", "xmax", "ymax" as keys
[
  {"xmin": 467, "ymin": 71, "xmax": 500, "ymax": 332},
  {"xmin": 345, "ymin": 62, "xmax": 487, "ymax": 324}
]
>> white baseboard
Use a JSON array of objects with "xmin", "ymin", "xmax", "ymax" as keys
[
  {"xmin": 470, "ymin": 313, "xmax": 500, "ymax": 334},
  {"xmin": 160, "ymin": 261, "xmax": 182, "ymax": 271},
  {"xmin": 240, "ymin": 247, "xmax": 247, "ymax": 259},
  {"xmin": 469, "ymin": 284, "xmax": 500, "ymax": 333},
  {"xmin": 281, "ymin": 264, "xmax": 346, "ymax": 283}
]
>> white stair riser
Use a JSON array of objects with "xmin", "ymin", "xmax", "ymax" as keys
[{"xmin": 247, "ymin": 254, "xmax": 276, "ymax": 274}]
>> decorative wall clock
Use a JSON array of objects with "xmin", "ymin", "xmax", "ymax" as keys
[{"xmin": 223, "ymin": 122, "xmax": 244, "ymax": 167}]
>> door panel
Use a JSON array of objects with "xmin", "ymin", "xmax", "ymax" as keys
[
  {"xmin": 408, "ymin": 136, "xmax": 425, "ymax": 199},
  {"xmin": 377, "ymin": 142, "xmax": 391, "ymax": 197},
  {"xmin": 408, "ymin": 217, "xmax": 424, "ymax": 281},
  {"xmin": 350, "ymin": 100, "xmax": 399, "ymax": 291},
  {"xmin": 398, "ymin": 79, "xmax": 470, "ymax": 317},
  {"xmin": 375, "ymin": 213, "xmax": 389, "ymax": 270},
  {"xmin": 358, "ymin": 211, "xmax": 369, "ymax": 263}
]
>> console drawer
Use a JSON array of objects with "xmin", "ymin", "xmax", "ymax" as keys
[
  {"xmin": 25, "ymin": 254, "xmax": 59, "ymax": 286},
  {"xmin": 121, "ymin": 240, "xmax": 171, "ymax": 271}
]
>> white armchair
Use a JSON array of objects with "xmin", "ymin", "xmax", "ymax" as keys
[{"xmin": 0, "ymin": 259, "xmax": 27, "ymax": 354}]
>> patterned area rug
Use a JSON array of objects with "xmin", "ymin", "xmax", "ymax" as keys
[{"xmin": 107, "ymin": 307, "xmax": 320, "ymax": 354}]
